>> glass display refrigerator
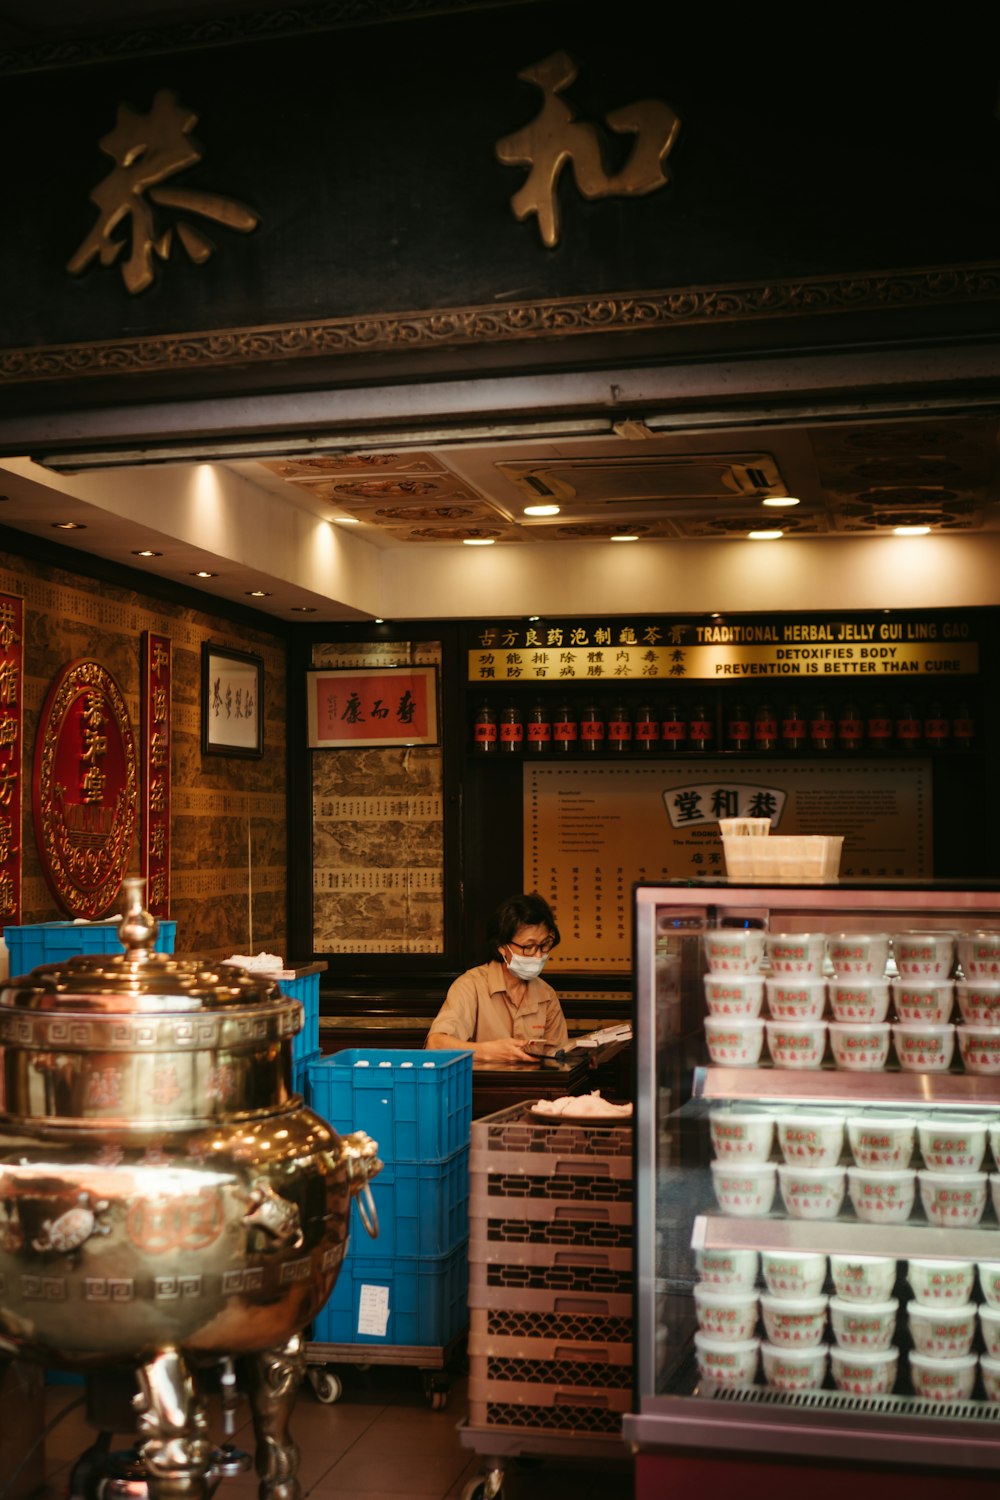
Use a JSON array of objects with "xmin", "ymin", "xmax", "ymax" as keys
[{"xmin": 625, "ymin": 882, "xmax": 1000, "ymax": 1494}]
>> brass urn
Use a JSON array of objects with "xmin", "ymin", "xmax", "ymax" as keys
[{"xmin": 0, "ymin": 879, "xmax": 380, "ymax": 1500}]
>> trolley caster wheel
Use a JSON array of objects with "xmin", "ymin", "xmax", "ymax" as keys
[
  {"xmin": 421, "ymin": 1371, "xmax": 450, "ymax": 1408},
  {"xmin": 308, "ymin": 1369, "xmax": 342, "ymax": 1404}
]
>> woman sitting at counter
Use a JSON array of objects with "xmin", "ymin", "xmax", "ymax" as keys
[{"xmin": 426, "ymin": 891, "xmax": 570, "ymax": 1064}]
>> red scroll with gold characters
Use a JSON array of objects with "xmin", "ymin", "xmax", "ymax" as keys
[
  {"xmin": 141, "ymin": 632, "xmax": 171, "ymax": 916},
  {"xmin": 0, "ymin": 595, "xmax": 24, "ymax": 925},
  {"xmin": 33, "ymin": 659, "xmax": 138, "ymax": 918}
]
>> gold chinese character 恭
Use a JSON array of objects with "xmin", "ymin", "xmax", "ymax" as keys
[
  {"xmin": 67, "ymin": 88, "xmax": 259, "ymax": 295},
  {"xmin": 0, "ymin": 603, "xmax": 21, "ymax": 653}
]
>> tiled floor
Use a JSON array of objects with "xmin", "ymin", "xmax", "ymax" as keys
[{"xmin": 34, "ymin": 1365, "xmax": 634, "ymax": 1500}]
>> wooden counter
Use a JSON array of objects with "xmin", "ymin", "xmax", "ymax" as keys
[
  {"xmin": 319, "ymin": 985, "xmax": 631, "ymax": 1053},
  {"xmin": 469, "ymin": 1055, "xmax": 593, "ymax": 1119}
]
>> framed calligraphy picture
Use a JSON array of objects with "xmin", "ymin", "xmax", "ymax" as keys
[
  {"xmin": 307, "ymin": 665, "xmax": 439, "ymax": 748},
  {"xmin": 201, "ymin": 644, "xmax": 264, "ymax": 758}
]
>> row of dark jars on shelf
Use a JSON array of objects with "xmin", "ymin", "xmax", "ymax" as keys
[{"xmin": 471, "ymin": 699, "xmax": 978, "ymax": 754}]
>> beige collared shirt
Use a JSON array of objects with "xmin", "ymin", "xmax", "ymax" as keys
[{"xmin": 429, "ymin": 960, "xmax": 569, "ymax": 1048}]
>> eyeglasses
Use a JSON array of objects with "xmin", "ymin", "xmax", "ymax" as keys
[{"xmin": 507, "ymin": 937, "xmax": 556, "ymax": 956}]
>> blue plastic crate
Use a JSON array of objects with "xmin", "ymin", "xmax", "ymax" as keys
[
  {"xmin": 313, "ymin": 1243, "xmax": 468, "ymax": 1347},
  {"xmin": 281, "ymin": 972, "xmax": 319, "ymax": 1062},
  {"xmin": 307, "ymin": 1049, "xmax": 472, "ymax": 1163},
  {"xmin": 346, "ymin": 1148, "xmax": 469, "ymax": 1258},
  {"xmin": 4, "ymin": 919, "xmax": 177, "ymax": 975},
  {"xmin": 292, "ymin": 1046, "xmax": 322, "ymax": 1103}
]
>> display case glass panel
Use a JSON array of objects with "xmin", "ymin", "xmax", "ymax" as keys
[{"xmin": 628, "ymin": 882, "xmax": 1000, "ymax": 1469}]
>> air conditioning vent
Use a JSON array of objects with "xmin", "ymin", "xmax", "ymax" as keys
[
  {"xmin": 500, "ymin": 455, "xmax": 786, "ymax": 505},
  {"xmin": 522, "ymin": 474, "xmax": 559, "ymax": 498}
]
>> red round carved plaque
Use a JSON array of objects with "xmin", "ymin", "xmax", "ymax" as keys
[{"xmin": 33, "ymin": 659, "xmax": 139, "ymax": 918}]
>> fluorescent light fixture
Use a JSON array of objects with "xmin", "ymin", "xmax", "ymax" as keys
[
  {"xmin": 894, "ymin": 525, "xmax": 931, "ymax": 536},
  {"xmin": 762, "ymin": 496, "xmax": 800, "ymax": 507},
  {"xmin": 332, "ymin": 516, "xmax": 360, "ymax": 524},
  {"xmin": 463, "ymin": 537, "xmax": 495, "ymax": 546},
  {"xmin": 610, "ymin": 534, "xmax": 639, "ymax": 542},
  {"xmin": 748, "ymin": 529, "xmax": 783, "ymax": 540},
  {"xmin": 523, "ymin": 504, "xmax": 560, "ymax": 517}
]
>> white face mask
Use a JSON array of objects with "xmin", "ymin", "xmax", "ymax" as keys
[{"xmin": 505, "ymin": 950, "xmax": 548, "ymax": 981}]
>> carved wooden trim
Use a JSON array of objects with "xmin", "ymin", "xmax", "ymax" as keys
[
  {"xmin": 0, "ymin": 0, "xmax": 472, "ymax": 75},
  {"xmin": 2, "ymin": 262, "xmax": 998, "ymax": 386}
]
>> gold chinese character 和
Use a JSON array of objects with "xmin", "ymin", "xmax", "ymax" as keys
[{"xmin": 496, "ymin": 51, "xmax": 680, "ymax": 248}]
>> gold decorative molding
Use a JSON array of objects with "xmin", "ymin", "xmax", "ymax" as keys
[
  {"xmin": 0, "ymin": 1, "xmax": 461, "ymax": 77},
  {"xmin": 2, "ymin": 263, "xmax": 999, "ymax": 386}
]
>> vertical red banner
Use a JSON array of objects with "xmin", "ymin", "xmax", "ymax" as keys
[
  {"xmin": 0, "ymin": 596, "xmax": 24, "ymax": 926},
  {"xmin": 141, "ymin": 632, "xmax": 171, "ymax": 916}
]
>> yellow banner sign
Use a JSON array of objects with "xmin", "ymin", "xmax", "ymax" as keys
[{"xmin": 470, "ymin": 641, "xmax": 978, "ymax": 683}]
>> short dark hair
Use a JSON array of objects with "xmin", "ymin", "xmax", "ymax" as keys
[{"xmin": 486, "ymin": 892, "xmax": 560, "ymax": 961}]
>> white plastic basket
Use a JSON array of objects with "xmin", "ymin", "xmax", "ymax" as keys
[
  {"xmin": 722, "ymin": 834, "xmax": 844, "ymax": 884},
  {"xmin": 717, "ymin": 817, "xmax": 772, "ymax": 838}
]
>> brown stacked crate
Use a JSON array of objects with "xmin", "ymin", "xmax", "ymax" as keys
[{"xmin": 467, "ymin": 1102, "xmax": 633, "ymax": 1442}]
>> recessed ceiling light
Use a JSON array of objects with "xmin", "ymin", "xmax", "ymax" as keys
[
  {"xmin": 894, "ymin": 525, "xmax": 931, "ymax": 536},
  {"xmin": 374, "ymin": 618, "xmax": 385, "ymax": 624},
  {"xmin": 748, "ymin": 529, "xmax": 783, "ymax": 540},
  {"xmin": 463, "ymin": 537, "xmax": 495, "ymax": 546},
  {"xmin": 523, "ymin": 504, "xmax": 560, "ymax": 517},
  {"xmin": 762, "ymin": 496, "xmax": 801, "ymax": 507},
  {"xmin": 527, "ymin": 615, "xmax": 540, "ymax": 622},
  {"xmin": 332, "ymin": 516, "xmax": 360, "ymax": 524},
  {"xmin": 610, "ymin": 534, "xmax": 639, "ymax": 542},
  {"xmin": 53, "ymin": 521, "xmax": 85, "ymax": 530},
  {"xmin": 246, "ymin": 589, "xmax": 271, "ymax": 598},
  {"xmin": 132, "ymin": 548, "xmax": 162, "ymax": 558},
  {"xmin": 190, "ymin": 570, "xmax": 217, "ymax": 578},
  {"xmin": 291, "ymin": 606, "xmax": 317, "ymax": 612}
]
